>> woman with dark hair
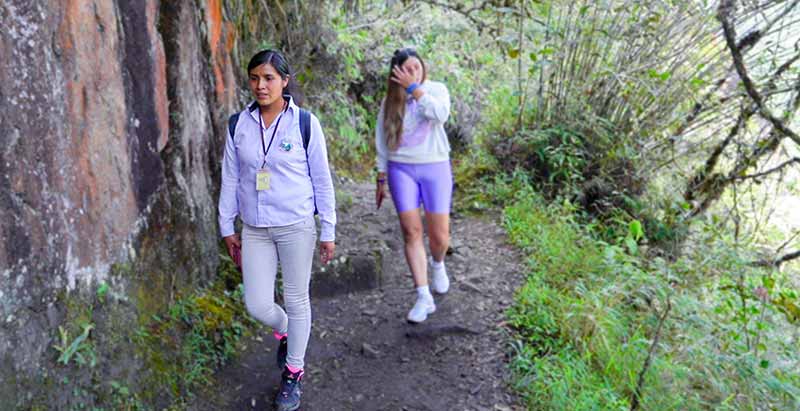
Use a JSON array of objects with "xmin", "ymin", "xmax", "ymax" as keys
[
  {"xmin": 218, "ymin": 49, "xmax": 336, "ymax": 411},
  {"xmin": 375, "ymin": 48, "xmax": 452, "ymax": 323}
]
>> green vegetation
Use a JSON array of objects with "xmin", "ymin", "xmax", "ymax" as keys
[
  {"xmin": 45, "ymin": 253, "xmax": 252, "ymax": 410},
  {"xmin": 53, "ymin": 323, "xmax": 96, "ymax": 368},
  {"xmin": 133, "ymin": 251, "xmax": 253, "ymax": 406},
  {"xmin": 499, "ymin": 184, "xmax": 799, "ymax": 410},
  {"xmin": 368, "ymin": 1, "xmax": 800, "ymax": 409}
]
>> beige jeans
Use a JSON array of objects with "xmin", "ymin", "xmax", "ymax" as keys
[{"xmin": 241, "ymin": 216, "xmax": 316, "ymax": 369}]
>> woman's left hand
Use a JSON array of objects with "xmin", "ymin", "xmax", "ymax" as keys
[
  {"xmin": 391, "ymin": 65, "xmax": 415, "ymax": 89},
  {"xmin": 320, "ymin": 241, "xmax": 335, "ymax": 265}
]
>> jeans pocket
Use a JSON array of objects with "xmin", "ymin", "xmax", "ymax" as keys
[{"xmin": 303, "ymin": 215, "xmax": 316, "ymax": 232}]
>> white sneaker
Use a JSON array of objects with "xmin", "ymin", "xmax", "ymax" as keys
[
  {"xmin": 430, "ymin": 261, "xmax": 450, "ymax": 294},
  {"xmin": 407, "ymin": 297, "xmax": 436, "ymax": 323}
]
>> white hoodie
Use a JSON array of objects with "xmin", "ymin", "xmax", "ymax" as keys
[{"xmin": 375, "ymin": 80, "xmax": 451, "ymax": 172}]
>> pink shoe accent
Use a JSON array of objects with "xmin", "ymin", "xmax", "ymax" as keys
[
  {"xmin": 273, "ymin": 330, "xmax": 288, "ymax": 341},
  {"xmin": 286, "ymin": 364, "xmax": 304, "ymax": 378}
]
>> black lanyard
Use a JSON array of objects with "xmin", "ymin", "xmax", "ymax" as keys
[{"xmin": 259, "ymin": 101, "xmax": 288, "ymax": 168}]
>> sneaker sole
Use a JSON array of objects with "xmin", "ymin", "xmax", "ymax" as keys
[
  {"xmin": 275, "ymin": 403, "xmax": 300, "ymax": 411},
  {"xmin": 432, "ymin": 273, "xmax": 450, "ymax": 294},
  {"xmin": 432, "ymin": 284, "xmax": 449, "ymax": 294},
  {"xmin": 406, "ymin": 305, "xmax": 436, "ymax": 324}
]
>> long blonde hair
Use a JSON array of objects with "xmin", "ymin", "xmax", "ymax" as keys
[{"xmin": 383, "ymin": 48, "xmax": 427, "ymax": 150}]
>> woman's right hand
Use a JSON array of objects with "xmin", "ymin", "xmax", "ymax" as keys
[
  {"xmin": 376, "ymin": 174, "xmax": 387, "ymax": 209},
  {"xmin": 376, "ymin": 183, "xmax": 385, "ymax": 209},
  {"xmin": 223, "ymin": 234, "xmax": 242, "ymax": 268}
]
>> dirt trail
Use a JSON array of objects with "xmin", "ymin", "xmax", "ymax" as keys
[{"xmin": 188, "ymin": 181, "xmax": 526, "ymax": 411}]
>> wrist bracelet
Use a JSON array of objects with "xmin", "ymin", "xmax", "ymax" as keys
[{"xmin": 406, "ymin": 82, "xmax": 419, "ymax": 94}]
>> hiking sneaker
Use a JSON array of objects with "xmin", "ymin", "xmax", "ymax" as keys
[
  {"xmin": 276, "ymin": 335, "xmax": 288, "ymax": 369},
  {"xmin": 430, "ymin": 260, "xmax": 450, "ymax": 294},
  {"xmin": 407, "ymin": 297, "xmax": 436, "ymax": 323},
  {"xmin": 274, "ymin": 367, "xmax": 303, "ymax": 411}
]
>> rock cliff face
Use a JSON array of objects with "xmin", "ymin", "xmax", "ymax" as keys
[{"xmin": 0, "ymin": 0, "xmax": 250, "ymax": 407}]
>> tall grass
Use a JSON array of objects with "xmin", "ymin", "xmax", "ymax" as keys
[{"xmin": 502, "ymin": 183, "xmax": 800, "ymax": 410}]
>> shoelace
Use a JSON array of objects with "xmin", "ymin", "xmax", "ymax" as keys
[{"xmin": 280, "ymin": 377, "xmax": 300, "ymax": 397}]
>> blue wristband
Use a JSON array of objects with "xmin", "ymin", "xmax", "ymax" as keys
[{"xmin": 406, "ymin": 82, "xmax": 419, "ymax": 94}]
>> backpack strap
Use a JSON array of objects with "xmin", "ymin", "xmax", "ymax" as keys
[
  {"xmin": 298, "ymin": 108, "xmax": 318, "ymax": 215},
  {"xmin": 228, "ymin": 112, "xmax": 240, "ymax": 142},
  {"xmin": 229, "ymin": 109, "xmax": 307, "ymax": 146},
  {"xmin": 299, "ymin": 108, "xmax": 311, "ymax": 150}
]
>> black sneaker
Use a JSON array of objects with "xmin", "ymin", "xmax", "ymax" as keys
[
  {"xmin": 274, "ymin": 367, "xmax": 303, "ymax": 411},
  {"xmin": 276, "ymin": 335, "xmax": 288, "ymax": 369}
]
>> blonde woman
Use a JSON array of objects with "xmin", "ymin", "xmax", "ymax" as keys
[{"xmin": 375, "ymin": 48, "xmax": 452, "ymax": 323}]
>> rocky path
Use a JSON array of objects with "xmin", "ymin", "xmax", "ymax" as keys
[{"xmin": 188, "ymin": 181, "xmax": 526, "ymax": 411}]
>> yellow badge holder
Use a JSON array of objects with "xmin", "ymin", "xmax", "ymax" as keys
[{"xmin": 256, "ymin": 169, "xmax": 271, "ymax": 191}]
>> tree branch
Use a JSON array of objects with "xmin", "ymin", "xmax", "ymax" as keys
[
  {"xmin": 685, "ymin": 104, "xmax": 750, "ymax": 202},
  {"xmin": 751, "ymin": 249, "xmax": 800, "ymax": 268},
  {"xmin": 684, "ymin": 48, "xmax": 800, "ymax": 203},
  {"xmin": 414, "ymin": 0, "xmax": 492, "ymax": 33},
  {"xmin": 776, "ymin": 230, "xmax": 800, "ymax": 255},
  {"xmin": 630, "ymin": 297, "xmax": 672, "ymax": 411},
  {"xmin": 671, "ymin": 0, "xmax": 800, "ymax": 140},
  {"xmin": 733, "ymin": 157, "xmax": 800, "ymax": 181},
  {"xmin": 718, "ymin": 0, "xmax": 800, "ymax": 147}
]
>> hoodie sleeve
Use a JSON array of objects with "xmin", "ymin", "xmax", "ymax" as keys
[
  {"xmin": 375, "ymin": 100, "xmax": 389, "ymax": 173},
  {"xmin": 417, "ymin": 81, "xmax": 450, "ymax": 124}
]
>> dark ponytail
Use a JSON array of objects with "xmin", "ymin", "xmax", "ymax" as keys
[{"xmin": 247, "ymin": 49, "xmax": 303, "ymax": 105}]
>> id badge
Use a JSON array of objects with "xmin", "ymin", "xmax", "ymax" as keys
[{"xmin": 256, "ymin": 169, "xmax": 271, "ymax": 191}]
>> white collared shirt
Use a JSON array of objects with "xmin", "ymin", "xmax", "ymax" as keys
[{"xmin": 218, "ymin": 97, "xmax": 336, "ymax": 241}]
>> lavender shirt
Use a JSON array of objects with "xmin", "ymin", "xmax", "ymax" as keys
[{"xmin": 218, "ymin": 97, "xmax": 336, "ymax": 242}]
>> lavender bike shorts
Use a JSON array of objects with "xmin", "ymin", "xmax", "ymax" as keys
[{"xmin": 387, "ymin": 160, "xmax": 453, "ymax": 214}]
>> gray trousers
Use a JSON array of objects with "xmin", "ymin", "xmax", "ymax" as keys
[{"xmin": 241, "ymin": 216, "xmax": 316, "ymax": 369}]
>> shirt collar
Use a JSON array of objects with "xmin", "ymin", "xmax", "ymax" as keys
[{"xmin": 248, "ymin": 95, "xmax": 297, "ymax": 120}]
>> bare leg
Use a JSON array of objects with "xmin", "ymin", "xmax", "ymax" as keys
[
  {"xmin": 425, "ymin": 212, "xmax": 450, "ymax": 263},
  {"xmin": 398, "ymin": 208, "xmax": 428, "ymax": 287}
]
